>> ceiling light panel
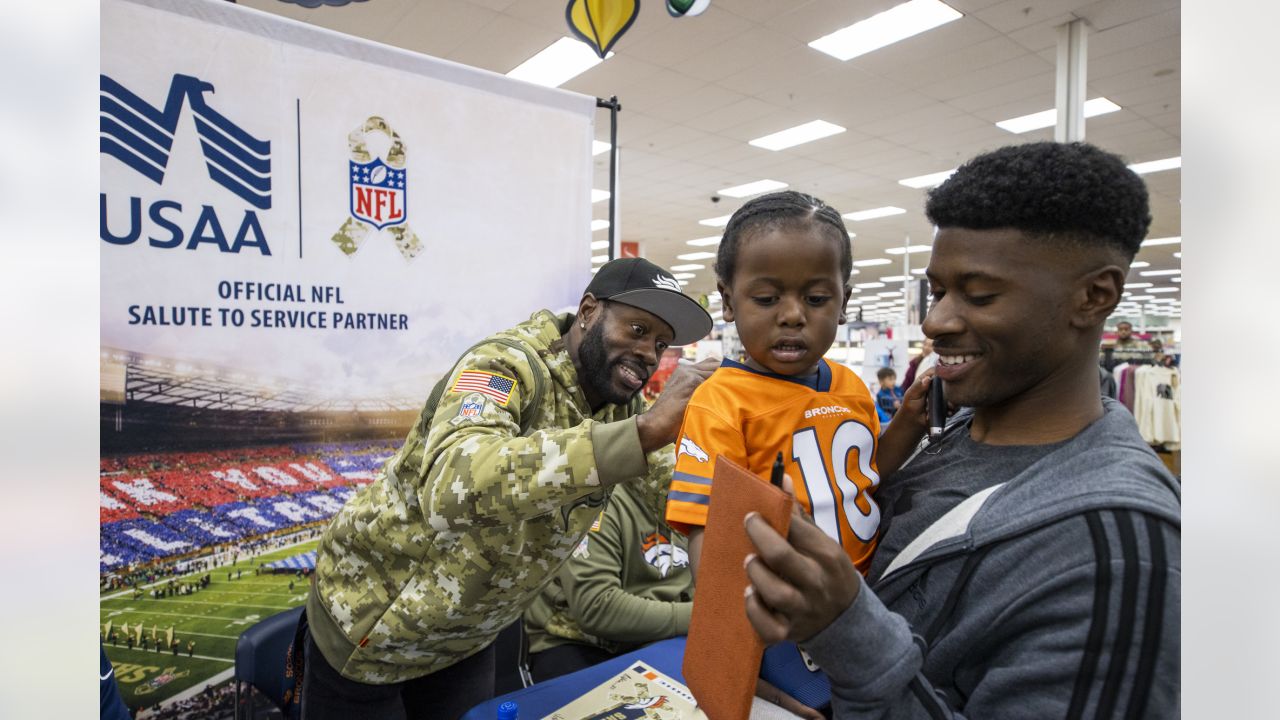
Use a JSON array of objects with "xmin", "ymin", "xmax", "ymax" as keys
[
  {"xmin": 843, "ymin": 206, "xmax": 906, "ymax": 221},
  {"xmin": 996, "ymin": 97, "xmax": 1121, "ymax": 133},
  {"xmin": 748, "ymin": 120, "xmax": 846, "ymax": 151},
  {"xmin": 853, "ymin": 258, "xmax": 893, "ymax": 267},
  {"xmin": 507, "ymin": 37, "xmax": 611, "ymax": 88},
  {"xmin": 899, "ymin": 168, "xmax": 956, "ymax": 188},
  {"xmin": 886, "ymin": 245, "xmax": 931, "ymax": 255},
  {"xmin": 1128, "ymin": 157, "xmax": 1181, "ymax": 175},
  {"xmin": 718, "ymin": 179, "xmax": 788, "ymax": 198},
  {"xmin": 809, "ymin": 0, "xmax": 963, "ymax": 62},
  {"xmin": 677, "ymin": 251, "xmax": 717, "ymax": 260}
]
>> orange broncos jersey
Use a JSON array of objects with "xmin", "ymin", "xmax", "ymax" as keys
[{"xmin": 665, "ymin": 358, "xmax": 882, "ymax": 573}]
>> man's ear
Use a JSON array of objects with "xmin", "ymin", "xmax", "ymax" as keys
[
  {"xmin": 717, "ymin": 282, "xmax": 735, "ymax": 323},
  {"xmin": 578, "ymin": 293, "xmax": 601, "ymax": 327},
  {"xmin": 839, "ymin": 284, "xmax": 853, "ymax": 324},
  {"xmin": 1072, "ymin": 265, "xmax": 1126, "ymax": 330}
]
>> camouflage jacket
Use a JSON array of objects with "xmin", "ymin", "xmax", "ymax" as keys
[{"xmin": 308, "ymin": 310, "xmax": 676, "ymax": 683}]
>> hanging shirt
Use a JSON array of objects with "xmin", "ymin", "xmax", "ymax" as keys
[
  {"xmin": 664, "ymin": 359, "xmax": 882, "ymax": 573},
  {"xmin": 1135, "ymin": 365, "xmax": 1181, "ymax": 447}
]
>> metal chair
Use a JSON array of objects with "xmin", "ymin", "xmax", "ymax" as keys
[{"xmin": 492, "ymin": 619, "xmax": 534, "ymax": 694}]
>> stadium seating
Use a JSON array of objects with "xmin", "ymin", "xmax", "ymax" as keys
[
  {"xmin": 99, "ymin": 442, "xmax": 393, "ymax": 572},
  {"xmin": 234, "ymin": 606, "xmax": 304, "ymax": 720}
]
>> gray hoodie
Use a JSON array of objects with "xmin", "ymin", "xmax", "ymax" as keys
[{"xmin": 803, "ymin": 398, "xmax": 1180, "ymax": 718}]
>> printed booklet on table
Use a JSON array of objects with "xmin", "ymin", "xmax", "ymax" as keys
[{"xmin": 546, "ymin": 661, "xmax": 707, "ymax": 720}]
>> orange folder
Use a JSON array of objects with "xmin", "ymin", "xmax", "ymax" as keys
[{"xmin": 683, "ymin": 455, "xmax": 795, "ymax": 720}]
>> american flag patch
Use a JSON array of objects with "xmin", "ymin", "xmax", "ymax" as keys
[{"xmin": 450, "ymin": 370, "xmax": 517, "ymax": 406}]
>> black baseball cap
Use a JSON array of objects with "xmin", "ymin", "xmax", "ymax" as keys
[{"xmin": 585, "ymin": 257, "xmax": 713, "ymax": 346}]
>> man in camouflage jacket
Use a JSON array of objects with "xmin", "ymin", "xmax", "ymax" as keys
[{"xmin": 302, "ymin": 258, "xmax": 715, "ymax": 718}]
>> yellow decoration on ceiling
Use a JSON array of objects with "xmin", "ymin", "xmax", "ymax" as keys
[{"xmin": 566, "ymin": 0, "xmax": 640, "ymax": 59}]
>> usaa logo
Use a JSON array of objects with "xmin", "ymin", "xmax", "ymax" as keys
[{"xmin": 99, "ymin": 73, "xmax": 273, "ymax": 255}]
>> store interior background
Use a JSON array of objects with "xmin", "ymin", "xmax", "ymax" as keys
[
  {"xmin": 239, "ymin": 0, "xmax": 1180, "ymax": 367},
  {"xmin": 240, "ymin": 0, "xmax": 1181, "ymax": 430}
]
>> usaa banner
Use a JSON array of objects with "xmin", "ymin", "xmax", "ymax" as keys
[
  {"xmin": 99, "ymin": 0, "xmax": 595, "ymax": 430},
  {"xmin": 100, "ymin": 3, "xmax": 594, "ymax": 702}
]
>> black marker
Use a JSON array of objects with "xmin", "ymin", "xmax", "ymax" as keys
[
  {"xmin": 928, "ymin": 377, "xmax": 947, "ymax": 440},
  {"xmin": 770, "ymin": 452, "xmax": 785, "ymax": 489}
]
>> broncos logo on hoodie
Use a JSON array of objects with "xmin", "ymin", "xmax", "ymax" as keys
[{"xmin": 641, "ymin": 531, "xmax": 688, "ymax": 578}]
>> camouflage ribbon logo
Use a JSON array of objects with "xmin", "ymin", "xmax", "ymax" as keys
[{"xmin": 331, "ymin": 116, "xmax": 423, "ymax": 260}]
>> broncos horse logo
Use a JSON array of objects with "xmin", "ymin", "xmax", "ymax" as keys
[
  {"xmin": 678, "ymin": 436, "xmax": 708, "ymax": 463},
  {"xmin": 641, "ymin": 532, "xmax": 689, "ymax": 578}
]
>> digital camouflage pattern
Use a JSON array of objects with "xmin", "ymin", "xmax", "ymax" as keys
[{"xmin": 308, "ymin": 310, "xmax": 676, "ymax": 683}]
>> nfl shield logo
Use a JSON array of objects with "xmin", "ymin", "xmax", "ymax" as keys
[
  {"xmin": 349, "ymin": 158, "xmax": 407, "ymax": 230},
  {"xmin": 459, "ymin": 394, "xmax": 485, "ymax": 418}
]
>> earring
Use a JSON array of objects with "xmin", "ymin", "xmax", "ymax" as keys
[{"xmin": 580, "ymin": 322, "xmax": 585, "ymax": 329}]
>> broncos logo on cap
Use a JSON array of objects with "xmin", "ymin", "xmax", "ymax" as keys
[{"xmin": 653, "ymin": 274, "xmax": 683, "ymax": 292}]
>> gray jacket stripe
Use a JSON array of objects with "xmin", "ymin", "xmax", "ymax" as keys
[
  {"xmin": 1068, "ymin": 511, "xmax": 1111, "ymax": 720},
  {"xmin": 1098, "ymin": 510, "xmax": 1141, "ymax": 718},
  {"xmin": 1124, "ymin": 514, "xmax": 1169, "ymax": 720}
]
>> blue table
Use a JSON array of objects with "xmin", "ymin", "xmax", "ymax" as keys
[
  {"xmin": 461, "ymin": 637, "xmax": 688, "ymax": 719},
  {"xmin": 462, "ymin": 637, "xmax": 830, "ymax": 719}
]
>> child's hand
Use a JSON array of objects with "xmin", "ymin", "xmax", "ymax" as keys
[{"xmin": 893, "ymin": 367, "xmax": 934, "ymax": 431}]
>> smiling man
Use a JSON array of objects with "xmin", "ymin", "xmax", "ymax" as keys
[
  {"xmin": 742, "ymin": 142, "xmax": 1181, "ymax": 718},
  {"xmin": 301, "ymin": 257, "xmax": 716, "ymax": 719}
]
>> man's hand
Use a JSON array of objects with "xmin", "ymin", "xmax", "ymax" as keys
[
  {"xmin": 743, "ymin": 508, "xmax": 861, "ymax": 644},
  {"xmin": 635, "ymin": 358, "xmax": 718, "ymax": 453}
]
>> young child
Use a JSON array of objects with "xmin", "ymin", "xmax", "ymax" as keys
[
  {"xmin": 875, "ymin": 367, "xmax": 903, "ymax": 422},
  {"xmin": 664, "ymin": 190, "xmax": 925, "ymax": 575}
]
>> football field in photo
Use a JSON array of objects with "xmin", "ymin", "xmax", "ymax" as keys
[{"xmin": 101, "ymin": 540, "xmax": 319, "ymax": 712}]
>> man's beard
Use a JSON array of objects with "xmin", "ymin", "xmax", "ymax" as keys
[{"xmin": 579, "ymin": 319, "xmax": 642, "ymax": 406}]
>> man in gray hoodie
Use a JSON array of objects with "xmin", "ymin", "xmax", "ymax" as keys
[{"xmin": 742, "ymin": 142, "xmax": 1180, "ymax": 718}]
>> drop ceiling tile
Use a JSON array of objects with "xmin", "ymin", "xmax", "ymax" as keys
[
  {"xmin": 684, "ymin": 96, "xmax": 787, "ymax": 134},
  {"xmin": 883, "ymin": 35, "xmax": 1028, "ymax": 86},
  {"xmin": 1090, "ymin": 41, "xmax": 1180, "ymax": 80},
  {"xmin": 971, "ymin": 0, "xmax": 1086, "ymax": 34},
  {"xmin": 945, "ymin": 71, "xmax": 1058, "ymax": 114},
  {"xmin": 443, "ymin": 14, "xmax": 557, "ymax": 73},
  {"xmin": 680, "ymin": 27, "xmax": 802, "ymax": 84},
  {"xmin": 645, "ymin": 83, "xmax": 749, "ymax": 124},
  {"xmin": 922, "ymin": 53, "xmax": 1053, "ymax": 103},
  {"xmin": 1088, "ymin": 9, "xmax": 1180, "ymax": 57},
  {"xmin": 377, "ymin": 1, "xmax": 499, "ymax": 57},
  {"xmin": 617, "ymin": 7, "xmax": 755, "ymax": 67}
]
